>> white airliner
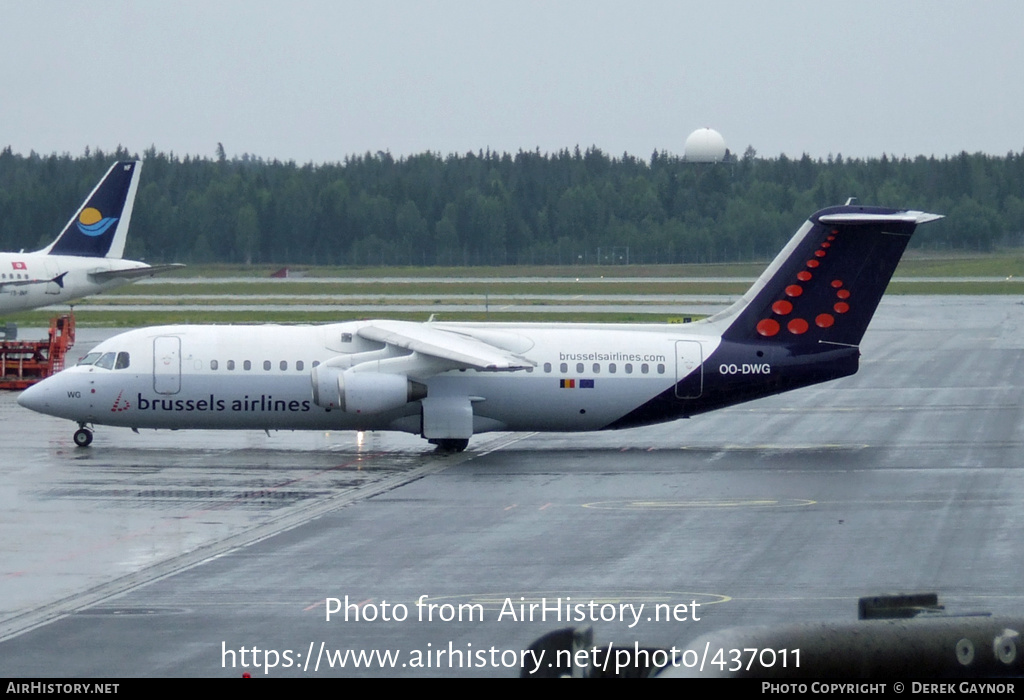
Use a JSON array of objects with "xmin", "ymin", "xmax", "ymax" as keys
[
  {"xmin": 0, "ymin": 161, "xmax": 181, "ymax": 315},
  {"xmin": 18, "ymin": 204, "xmax": 941, "ymax": 450}
]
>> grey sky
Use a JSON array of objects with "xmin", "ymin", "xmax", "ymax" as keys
[{"xmin": 2, "ymin": 1, "xmax": 1021, "ymax": 163}]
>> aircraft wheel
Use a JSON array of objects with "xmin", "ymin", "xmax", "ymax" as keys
[
  {"xmin": 432, "ymin": 438, "xmax": 468, "ymax": 453},
  {"xmin": 73, "ymin": 428, "xmax": 93, "ymax": 448}
]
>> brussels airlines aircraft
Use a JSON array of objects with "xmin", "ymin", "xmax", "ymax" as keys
[
  {"xmin": 18, "ymin": 204, "xmax": 941, "ymax": 450},
  {"xmin": 0, "ymin": 161, "xmax": 181, "ymax": 315}
]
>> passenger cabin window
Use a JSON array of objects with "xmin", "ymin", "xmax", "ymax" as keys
[
  {"xmin": 576, "ymin": 363, "xmax": 584, "ymax": 373},
  {"xmin": 560, "ymin": 362, "xmax": 568, "ymax": 373},
  {"xmin": 296, "ymin": 361, "xmax": 304, "ymax": 371},
  {"xmin": 609, "ymin": 363, "xmax": 617, "ymax": 374},
  {"xmin": 544, "ymin": 362, "xmax": 552, "ymax": 373},
  {"xmin": 210, "ymin": 360, "xmax": 219, "ymax": 370},
  {"xmin": 263, "ymin": 360, "xmax": 271, "ymax": 371},
  {"xmin": 625, "ymin": 363, "xmax": 633, "ymax": 374},
  {"xmin": 280, "ymin": 361, "xmax": 288, "ymax": 371},
  {"xmin": 243, "ymin": 360, "xmax": 252, "ymax": 371},
  {"xmin": 641, "ymin": 363, "xmax": 649, "ymax": 374},
  {"xmin": 227, "ymin": 360, "xmax": 235, "ymax": 371}
]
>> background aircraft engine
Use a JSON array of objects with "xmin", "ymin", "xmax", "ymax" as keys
[{"xmin": 312, "ymin": 366, "xmax": 427, "ymax": 414}]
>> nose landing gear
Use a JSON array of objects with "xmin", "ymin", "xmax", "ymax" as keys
[{"xmin": 73, "ymin": 424, "xmax": 93, "ymax": 447}]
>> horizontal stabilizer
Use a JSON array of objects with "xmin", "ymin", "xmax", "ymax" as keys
[
  {"xmin": 818, "ymin": 211, "xmax": 944, "ymax": 226},
  {"xmin": 88, "ymin": 263, "xmax": 185, "ymax": 283}
]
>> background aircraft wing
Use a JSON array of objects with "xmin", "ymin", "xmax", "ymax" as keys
[{"xmin": 357, "ymin": 320, "xmax": 535, "ymax": 371}]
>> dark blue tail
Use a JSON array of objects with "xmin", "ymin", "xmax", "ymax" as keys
[
  {"xmin": 717, "ymin": 205, "xmax": 942, "ymax": 347},
  {"xmin": 41, "ymin": 161, "xmax": 141, "ymax": 258}
]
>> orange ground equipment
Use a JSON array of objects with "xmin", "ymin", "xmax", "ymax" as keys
[{"xmin": 0, "ymin": 314, "xmax": 76, "ymax": 389}]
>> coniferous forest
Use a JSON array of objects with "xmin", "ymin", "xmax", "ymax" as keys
[{"xmin": 1, "ymin": 145, "xmax": 1022, "ymax": 267}]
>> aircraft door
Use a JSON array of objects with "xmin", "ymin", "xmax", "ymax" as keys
[
  {"xmin": 153, "ymin": 336, "xmax": 181, "ymax": 394},
  {"xmin": 674, "ymin": 340, "xmax": 703, "ymax": 399}
]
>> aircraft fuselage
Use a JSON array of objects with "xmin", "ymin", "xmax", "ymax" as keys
[
  {"xmin": 20, "ymin": 320, "xmax": 857, "ymax": 435},
  {"xmin": 18, "ymin": 204, "xmax": 939, "ymax": 450},
  {"xmin": 0, "ymin": 252, "xmax": 151, "ymax": 313}
]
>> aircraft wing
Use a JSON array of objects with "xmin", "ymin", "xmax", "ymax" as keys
[
  {"xmin": 88, "ymin": 263, "xmax": 185, "ymax": 282},
  {"xmin": 357, "ymin": 320, "xmax": 535, "ymax": 371}
]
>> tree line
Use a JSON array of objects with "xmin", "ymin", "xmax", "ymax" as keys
[{"xmin": 1, "ymin": 144, "xmax": 1022, "ymax": 266}]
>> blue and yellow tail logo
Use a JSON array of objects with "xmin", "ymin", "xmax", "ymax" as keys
[{"xmin": 76, "ymin": 208, "xmax": 118, "ymax": 237}]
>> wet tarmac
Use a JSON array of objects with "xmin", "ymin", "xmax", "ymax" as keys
[{"xmin": 1, "ymin": 296, "xmax": 1023, "ymax": 677}]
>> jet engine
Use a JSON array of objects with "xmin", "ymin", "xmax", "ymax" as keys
[{"xmin": 311, "ymin": 366, "xmax": 427, "ymax": 414}]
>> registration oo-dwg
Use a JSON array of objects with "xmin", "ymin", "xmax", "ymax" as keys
[{"xmin": 719, "ymin": 363, "xmax": 772, "ymax": 375}]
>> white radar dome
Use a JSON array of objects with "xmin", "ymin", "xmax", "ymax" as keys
[{"xmin": 684, "ymin": 128, "xmax": 727, "ymax": 162}]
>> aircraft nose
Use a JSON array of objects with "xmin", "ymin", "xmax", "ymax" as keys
[{"xmin": 17, "ymin": 380, "xmax": 52, "ymax": 414}]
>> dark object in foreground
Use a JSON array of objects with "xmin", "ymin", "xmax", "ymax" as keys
[{"xmin": 522, "ymin": 593, "xmax": 1022, "ymax": 678}]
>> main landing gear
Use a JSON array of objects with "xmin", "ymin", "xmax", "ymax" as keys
[
  {"xmin": 429, "ymin": 438, "xmax": 469, "ymax": 453},
  {"xmin": 73, "ymin": 424, "xmax": 93, "ymax": 447}
]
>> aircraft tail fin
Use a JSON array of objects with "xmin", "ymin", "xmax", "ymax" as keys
[
  {"xmin": 713, "ymin": 205, "xmax": 942, "ymax": 347},
  {"xmin": 39, "ymin": 161, "xmax": 142, "ymax": 259}
]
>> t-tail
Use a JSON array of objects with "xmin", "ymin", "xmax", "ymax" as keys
[
  {"xmin": 635, "ymin": 204, "xmax": 947, "ymax": 421},
  {"xmin": 37, "ymin": 161, "xmax": 141, "ymax": 259},
  {"xmin": 594, "ymin": 205, "xmax": 944, "ymax": 431},
  {"xmin": 712, "ymin": 205, "xmax": 943, "ymax": 348}
]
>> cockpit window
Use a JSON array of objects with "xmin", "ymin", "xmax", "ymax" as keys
[
  {"xmin": 77, "ymin": 352, "xmax": 102, "ymax": 366},
  {"xmin": 94, "ymin": 352, "xmax": 117, "ymax": 370},
  {"xmin": 115, "ymin": 352, "xmax": 130, "ymax": 370}
]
